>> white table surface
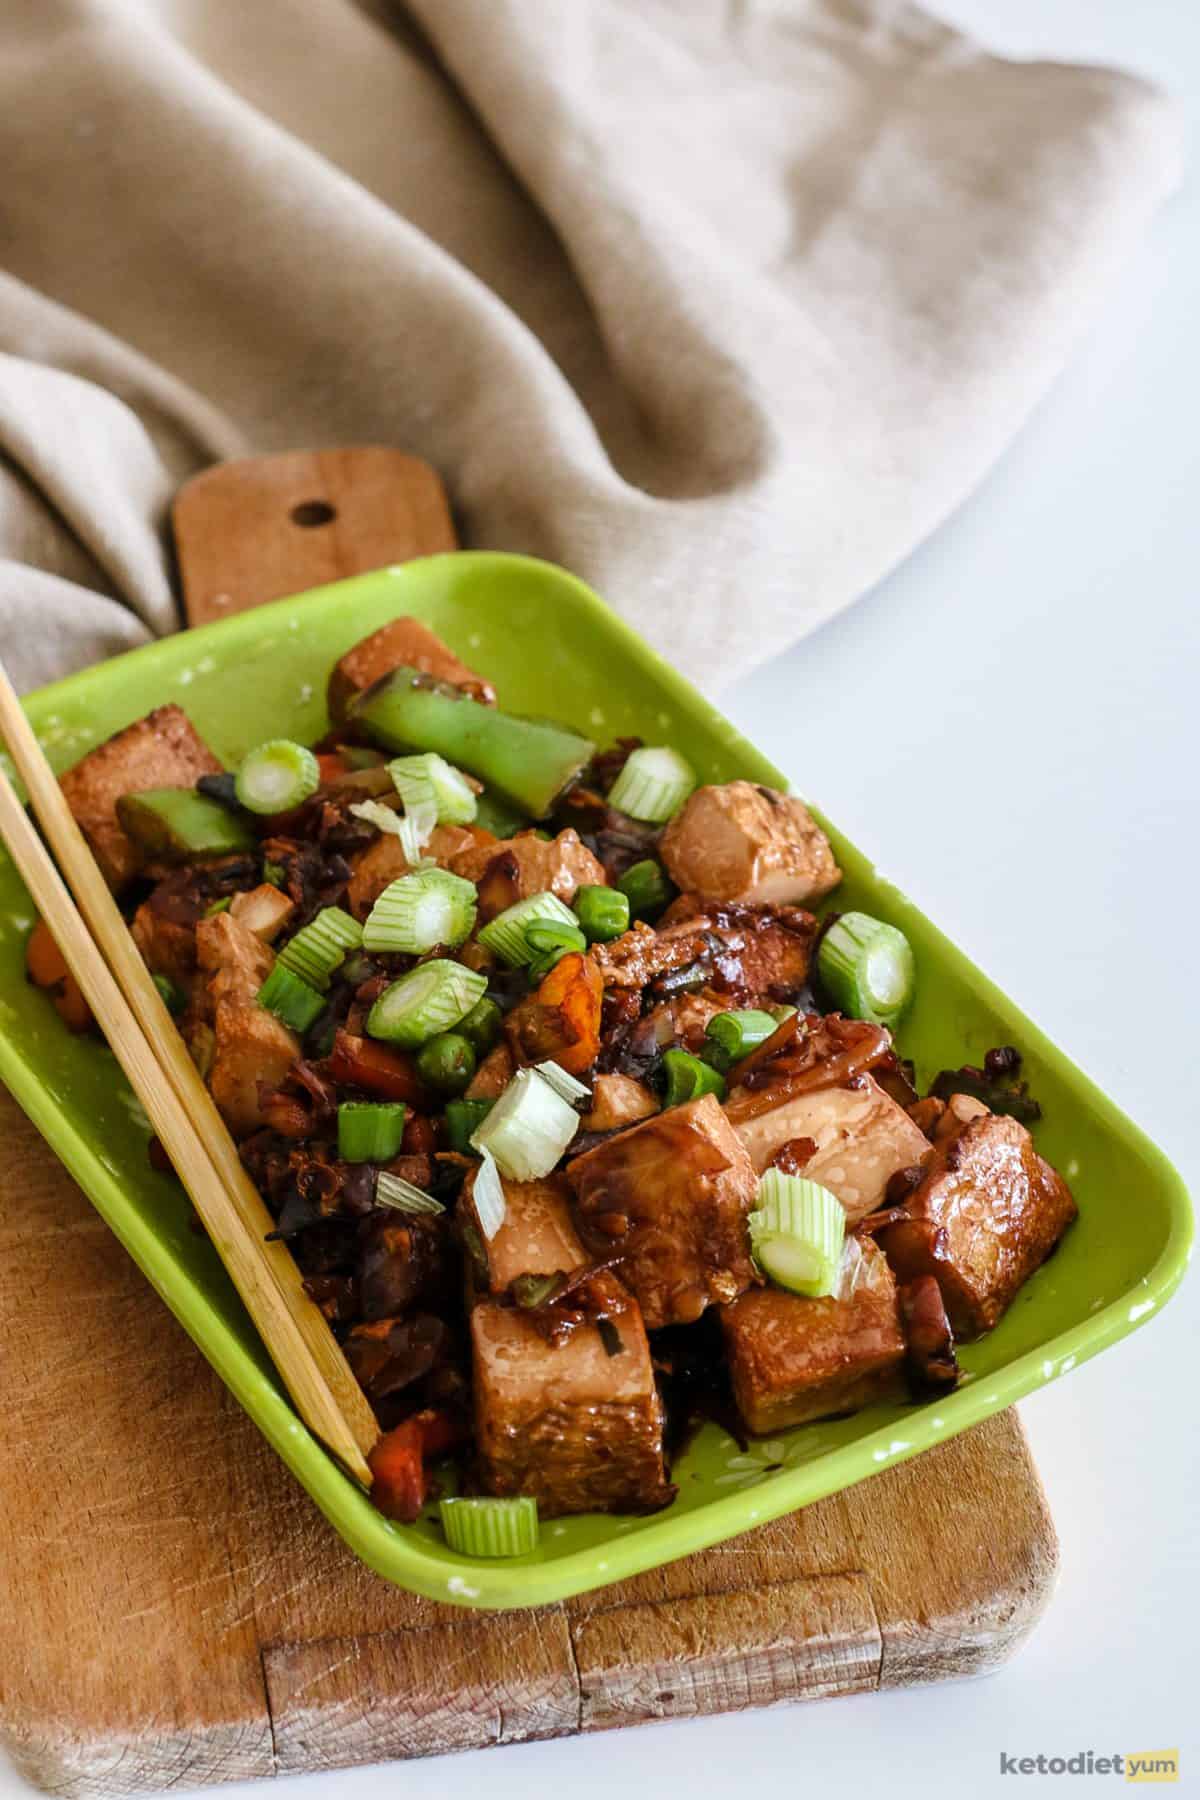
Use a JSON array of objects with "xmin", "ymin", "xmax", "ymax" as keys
[{"xmin": 4, "ymin": 1, "xmax": 1197, "ymax": 1794}]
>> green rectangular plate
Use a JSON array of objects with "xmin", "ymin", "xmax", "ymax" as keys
[{"xmin": 0, "ymin": 552, "xmax": 1190, "ymax": 1610}]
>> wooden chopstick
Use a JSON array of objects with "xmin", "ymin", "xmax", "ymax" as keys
[{"xmin": 0, "ymin": 664, "xmax": 378, "ymax": 1484}]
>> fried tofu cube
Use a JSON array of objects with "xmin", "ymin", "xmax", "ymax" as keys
[
  {"xmin": 878, "ymin": 1112, "xmax": 1077, "ymax": 1338},
  {"xmin": 567, "ymin": 1093, "xmax": 758, "ymax": 1327},
  {"xmin": 659, "ymin": 781, "xmax": 841, "ymax": 906},
  {"xmin": 195, "ymin": 912, "xmax": 299, "ymax": 1136},
  {"xmin": 581, "ymin": 1073, "xmax": 659, "ymax": 1134},
  {"xmin": 449, "ymin": 829, "xmax": 606, "ymax": 919},
  {"xmin": 229, "ymin": 883, "xmax": 295, "ymax": 943},
  {"xmin": 131, "ymin": 902, "xmax": 199, "ymax": 994},
  {"xmin": 473, "ymin": 1173, "xmax": 585, "ymax": 1296},
  {"xmin": 470, "ymin": 1277, "xmax": 672, "ymax": 1514},
  {"xmin": 58, "ymin": 705, "xmax": 222, "ymax": 890},
  {"xmin": 730, "ymin": 1076, "xmax": 931, "ymax": 1224},
  {"xmin": 328, "ymin": 616, "xmax": 496, "ymax": 720},
  {"xmin": 722, "ymin": 1235, "xmax": 906, "ymax": 1432}
]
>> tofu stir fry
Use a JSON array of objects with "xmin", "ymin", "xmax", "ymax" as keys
[{"xmin": 31, "ymin": 618, "xmax": 1076, "ymax": 1556}]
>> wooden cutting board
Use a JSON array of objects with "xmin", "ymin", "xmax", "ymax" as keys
[{"xmin": 0, "ymin": 451, "xmax": 1058, "ymax": 1798}]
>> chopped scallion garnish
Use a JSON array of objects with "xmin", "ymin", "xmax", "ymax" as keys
[
  {"xmin": 703, "ymin": 1009, "xmax": 781, "ymax": 1069},
  {"xmin": 607, "ymin": 746, "xmax": 696, "ymax": 823},
  {"xmin": 477, "ymin": 892, "xmax": 580, "ymax": 968},
  {"xmin": 749, "ymin": 1172, "xmax": 846, "ymax": 1298},
  {"xmin": 471, "ymin": 1146, "xmax": 507, "ymax": 1239},
  {"xmin": 440, "ymin": 1495, "xmax": 538, "ymax": 1557},
  {"xmin": 362, "ymin": 868, "xmax": 477, "ymax": 955},
  {"xmin": 375, "ymin": 1170, "xmax": 446, "ymax": 1215},
  {"xmin": 817, "ymin": 911, "xmax": 915, "ymax": 1028},
  {"xmin": 278, "ymin": 906, "xmax": 363, "ymax": 991},
  {"xmin": 235, "ymin": 740, "xmax": 320, "ymax": 816},
  {"xmin": 256, "ymin": 962, "xmax": 325, "ymax": 1033},
  {"xmin": 389, "ymin": 752, "xmax": 478, "ymax": 826},
  {"xmin": 470, "ymin": 1068, "xmax": 580, "ymax": 1181},
  {"xmin": 535, "ymin": 1060, "xmax": 590, "ymax": 1104},
  {"xmin": 338, "ymin": 1101, "xmax": 407, "ymax": 1163},
  {"xmin": 366, "ymin": 960, "xmax": 487, "ymax": 1049},
  {"xmin": 659, "ymin": 1048, "xmax": 726, "ymax": 1108}
]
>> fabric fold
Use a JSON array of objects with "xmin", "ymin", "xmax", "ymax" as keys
[{"xmin": 0, "ymin": 0, "xmax": 1182, "ymax": 692}]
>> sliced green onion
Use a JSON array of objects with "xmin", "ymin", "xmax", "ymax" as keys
[
  {"xmin": 362, "ymin": 869, "xmax": 477, "ymax": 955},
  {"xmin": 278, "ymin": 906, "xmax": 363, "ymax": 990},
  {"xmin": 348, "ymin": 797, "xmax": 428, "ymax": 865},
  {"xmin": 457, "ymin": 996, "xmax": 502, "ymax": 1057},
  {"xmin": 235, "ymin": 740, "xmax": 320, "ymax": 816},
  {"xmin": 524, "ymin": 920, "xmax": 587, "ymax": 956},
  {"xmin": 440, "ymin": 1495, "xmax": 538, "ymax": 1558},
  {"xmin": 445, "ymin": 1097, "xmax": 494, "ymax": 1154},
  {"xmin": 535, "ymin": 1060, "xmax": 590, "ymax": 1104},
  {"xmin": 262, "ymin": 859, "xmax": 287, "ymax": 888},
  {"xmin": 617, "ymin": 858, "xmax": 674, "ymax": 921},
  {"xmin": 338, "ymin": 1101, "xmax": 407, "ymax": 1163},
  {"xmin": 817, "ymin": 911, "xmax": 915, "ymax": 1028},
  {"xmin": 375, "ymin": 1170, "xmax": 445, "ymax": 1215},
  {"xmin": 749, "ymin": 1172, "xmax": 845, "ymax": 1298},
  {"xmin": 256, "ymin": 962, "xmax": 325, "ymax": 1033},
  {"xmin": 704, "ymin": 1009, "xmax": 780, "ymax": 1069},
  {"xmin": 389, "ymin": 752, "xmax": 478, "ymax": 826},
  {"xmin": 470, "ymin": 1068, "xmax": 580, "ymax": 1181},
  {"xmin": 607, "ymin": 746, "xmax": 696, "ymax": 823},
  {"xmin": 415, "ymin": 1031, "xmax": 477, "ymax": 1096},
  {"xmin": 574, "ymin": 884, "xmax": 630, "ymax": 944},
  {"xmin": 366, "ymin": 960, "xmax": 487, "ymax": 1048},
  {"xmin": 383, "ymin": 758, "xmax": 439, "ymax": 846},
  {"xmin": 203, "ymin": 895, "xmax": 232, "ymax": 918},
  {"xmin": 152, "ymin": 972, "xmax": 185, "ymax": 1015},
  {"xmin": 471, "ymin": 1145, "xmax": 507, "ymax": 1238},
  {"xmin": 477, "ymin": 892, "xmax": 579, "ymax": 967},
  {"xmin": 660, "ymin": 1048, "xmax": 726, "ymax": 1108}
]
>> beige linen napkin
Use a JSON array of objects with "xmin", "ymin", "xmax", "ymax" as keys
[{"xmin": 0, "ymin": 0, "xmax": 1182, "ymax": 693}]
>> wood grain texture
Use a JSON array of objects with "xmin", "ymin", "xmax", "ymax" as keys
[
  {"xmin": 0, "ymin": 1086, "xmax": 1058, "ymax": 1796},
  {"xmin": 0, "ymin": 449, "xmax": 1058, "ymax": 1794},
  {"xmin": 173, "ymin": 448, "xmax": 456, "ymax": 627}
]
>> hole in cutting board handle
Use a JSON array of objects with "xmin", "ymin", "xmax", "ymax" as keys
[{"xmin": 291, "ymin": 500, "xmax": 337, "ymax": 528}]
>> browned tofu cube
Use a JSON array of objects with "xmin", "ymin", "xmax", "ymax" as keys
[
  {"xmin": 328, "ymin": 616, "xmax": 496, "ymax": 720},
  {"xmin": 58, "ymin": 705, "xmax": 222, "ymax": 889},
  {"xmin": 472, "ymin": 1173, "xmax": 585, "ymax": 1296},
  {"xmin": 721, "ymin": 1236, "xmax": 905, "ymax": 1433},
  {"xmin": 729, "ymin": 1076, "xmax": 931, "ymax": 1224},
  {"xmin": 878, "ymin": 1112, "xmax": 1077, "ymax": 1338},
  {"xmin": 229, "ymin": 884, "xmax": 295, "ymax": 942},
  {"xmin": 130, "ymin": 902, "xmax": 199, "ymax": 994},
  {"xmin": 470, "ymin": 1277, "xmax": 672, "ymax": 1515},
  {"xmin": 567, "ymin": 1094, "xmax": 758, "ymax": 1327},
  {"xmin": 581, "ymin": 1074, "xmax": 659, "ymax": 1134},
  {"xmin": 449, "ymin": 829, "xmax": 606, "ymax": 919},
  {"xmin": 195, "ymin": 913, "xmax": 298, "ymax": 1136},
  {"xmin": 659, "ymin": 782, "xmax": 841, "ymax": 906}
]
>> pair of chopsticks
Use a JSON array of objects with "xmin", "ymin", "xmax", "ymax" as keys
[{"xmin": 0, "ymin": 662, "xmax": 378, "ymax": 1486}]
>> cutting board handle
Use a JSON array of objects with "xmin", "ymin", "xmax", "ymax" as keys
[{"xmin": 172, "ymin": 447, "xmax": 457, "ymax": 627}]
